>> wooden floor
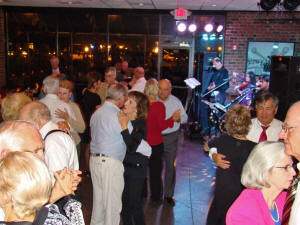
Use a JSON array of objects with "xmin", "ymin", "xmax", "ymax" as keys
[{"xmin": 80, "ymin": 131, "xmax": 216, "ymax": 225}]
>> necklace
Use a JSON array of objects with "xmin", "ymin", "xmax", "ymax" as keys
[{"xmin": 270, "ymin": 202, "xmax": 279, "ymax": 222}]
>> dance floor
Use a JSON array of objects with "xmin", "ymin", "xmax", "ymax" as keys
[{"xmin": 80, "ymin": 131, "xmax": 216, "ymax": 225}]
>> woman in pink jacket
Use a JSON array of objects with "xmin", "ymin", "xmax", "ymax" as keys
[{"xmin": 226, "ymin": 141, "xmax": 296, "ymax": 225}]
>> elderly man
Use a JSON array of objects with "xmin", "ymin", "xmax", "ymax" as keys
[
  {"xmin": 90, "ymin": 83, "xmax": 131, "ymax": 225},
  {"xmin": 96, "ymin": 66, "xmax": 118, "ymax": 103},
  {"xmin": 129, "ymin": 67, "xmax": 146, "ymax": 92},
  {"xmin": 40, "ymin": 75, "xmax": 75, "ymax": 124},
  {"xmin": 279, "ymin": 101, "xmax": 300, "ymax": 224},
  {"xmin": 19, "ymin": 101, "xmax": 79, "ymax": 184},
  {"xmin": 0, "ymin": 120, "xmax": 82, "ymax": 217},
  {"xmin": 209, "ymin": 91, "xmax": 283, "ymax": 168},
  {"xmin": 158, "ymin": 79, "xmax": 188, "ymax": 205}
]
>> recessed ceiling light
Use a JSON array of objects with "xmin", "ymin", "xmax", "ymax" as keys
[
  {"xmin": 139, "ymin": 3, "xmax": 144, "ymax": 6},
  {"xmin": 212, "ymin": 4, "xmax": 216, "ymax": 7}
]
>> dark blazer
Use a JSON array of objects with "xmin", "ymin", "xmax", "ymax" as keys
[{"xmin": 121, "ymin": 118, "xmax": 148, "ymax": 178}]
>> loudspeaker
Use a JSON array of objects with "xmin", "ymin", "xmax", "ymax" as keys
[{"xmin": 269, "ymin": 56, "xmax": 300, "ymax": 121}]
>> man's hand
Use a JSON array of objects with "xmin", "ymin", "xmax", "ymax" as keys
[
  {"xmin": 71, "ymin": 169, "xmax": 82, "ymax": 192},
  {"xmin": 212, "ymin": 153, "xmax": 231, "ymax": 169},
  {"xmin": 207, "ymin": 82, "xmax": 216, "ymax": 91}
]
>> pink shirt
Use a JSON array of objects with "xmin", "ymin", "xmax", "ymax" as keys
[{"xmin": 226, "ymin": 189, "xmax": 286, "ymax": 225}]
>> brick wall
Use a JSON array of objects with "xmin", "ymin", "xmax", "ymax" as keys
[
  {"xmin": 224, "ymin": 11, "xmax": 300, "ymax": 75},
  {"xmin": 0, "ymin": 9, "xmax": 5, "ymax": 86}
]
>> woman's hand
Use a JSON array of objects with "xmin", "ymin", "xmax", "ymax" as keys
[
  {"xmin": 57, "ymin": 121, "xmax": 71, "ymax": 135},
  {"xmin": 172, "ymin": 109, "xmax": 181, "ymax": 122},
  {"xmin": 55, "ymin": 108, "xmax": 69, "ymax": 120},
  {"xmin": 118, "ymin": 112, "xmax": 129, "ymax": 130},
  {"xmin": 50, "ymin": 168, "xmax": 74, "ymax": 203}
]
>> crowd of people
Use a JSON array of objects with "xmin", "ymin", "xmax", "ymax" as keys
[{"xmin": 0, "ymin": 54, "xmax": 300, "ymax": 225}]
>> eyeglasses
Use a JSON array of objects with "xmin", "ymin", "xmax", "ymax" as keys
[
  {"xmin": 282, "ymin": 124, "xmax": 297, "ymax": 133},
  {"xmin": 274, "ymin": 164, "xmax": 294, "ymax": 172}
]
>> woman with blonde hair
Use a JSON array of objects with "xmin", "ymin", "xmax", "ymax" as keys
[
  {"xmin": 144, "ymin": 79, "xmax": 180, "ymax": 202},
  {"xmin": 1, "ymin": 92, "xmax": 32, "ymax": 121},
  {"xmin": 205, "ymin": 104, "xmax": 256, "ymax": 225},
  {"xmin": 0, "ymin": 151, "xmax": 84, "ymax": 224}
]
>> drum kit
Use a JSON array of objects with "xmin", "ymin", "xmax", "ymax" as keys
[{"xmin": 201, "ymin": 83, "xmax": 255, "ymax": 133}]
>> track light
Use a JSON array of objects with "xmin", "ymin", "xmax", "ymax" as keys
[
  {"xmin": 283, "ymin": 0, "xmax": 300, "ymax": 10},
  {"xmin": 204, "ymin": 24, "xmax": 213, "ymax": 33},
  {"xmin": 216, "ymin": 25, "xmax": 224, "ymax": 33},
  {"xmin": 259, "ymin": 0, "xmax": 280, "ymax": 10},
  {"xmin": 177, "ymin": 22, "xmax": 187, "ymax": 32},
  {"xmin": 188, "ymin": 24, "xmax": 197, "ymax": 32}
]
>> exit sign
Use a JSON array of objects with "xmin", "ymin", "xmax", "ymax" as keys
[{"xmin": 174, "ymin": 8, "xmax": 187, "ymax": 20}]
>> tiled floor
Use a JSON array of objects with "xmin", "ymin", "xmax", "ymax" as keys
[{"xmin": 80, "ymin": 132, "xmax": 216, "ymax": 225}]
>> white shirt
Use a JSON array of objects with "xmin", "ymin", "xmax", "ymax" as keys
[
  {"xmin": 158, "ymin": 94, "xmax": 188, "ymax": 134},
  {"xmin": 130, "ymin": 77, "xmax": 147, "ymax": 93},
  {"xmin": 40, "ymin": 121, "xmax": 79, "ymax": 184},
  {"xmin": 209, "ymin": 117, "xmax": 283, "ymax": 159},
  {"xmin": 246, "ymin": 117, "xmax": 283, "ymax": 143},
  {"xmin": 40, "ymin": 94, "xmax": 76, "ymax": 130},
  {"xmin": 289, "ymin": 163, "xmax": 300, "ymax": 225}
]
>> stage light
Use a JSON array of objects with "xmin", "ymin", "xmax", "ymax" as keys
[
  {"xmin": 90, "ymin": 44, "xmax": 95, "ymax": 49},
  {"xmin": 206, "ymin": 46, "xmax": 211, "ymax": 51},
  {"xmin": 218, "ymin": 34, "xmax": 224, "ymax": 40},
  {"xmin": 216, "ymin": 25, "xmax": 223, "ymax": 33},
  {"xmin": 272, "ymin": 43, "xmax": 279, "ymax": 49},
  {"xmin": 84, "ymin": 46, "xmax": 89, "ymax": 52},
  {"xmin": 283, "ymin": 0, "xmax": 299, "ymax": 10},
  {"xmin": 218, "ymin": 46, "xmax": 223, "ymax": 51},
  {"xmin": 209, "ymin": 34, "xmax": 216, "ymax": 40},
  {"xmin": 188, "ymin": 24, "xmax": 197, "ymax": 32},
  {"xmin": 204, "ymin": 23, "xmax": 213, "ymax": 33},
  {"xmin": 259, "ymin": 0, "xmax": 280, "ymax": 10},
  {"xmin": 177, "ymin": 22, "xmax": 187, "ymax": 32},
  {"xmin": 202, "ymin": 34, "xmax": 208, "ymax": 41}
]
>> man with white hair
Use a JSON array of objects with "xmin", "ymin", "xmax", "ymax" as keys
[
  {"xmin": 90, "ymin": 83, "xmax": 131, "ymax": 225},
  {"xmin": 279, "ymin": 101, "xmax": 300, "ymax": 224},
  {"xmin": 40, "ymin": 75, "xmax": 75, "ymax": 123},
  {"xmin": 0, "ymin": 120, "xmax": 83, "ymax": 222},
  {"xmin": 129, "ymin": 67, "xmax": 146, "ymax": 93},
  {"xmin": 19, "ymin": 101, "xmax": 79, "ymax": 184}
]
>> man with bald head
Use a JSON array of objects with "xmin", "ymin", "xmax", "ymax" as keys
[
  {"xmin": 158, "ymin": 79, "xmax": 188, "ymax": 205},
  {"xmin": 129, "ymin": 66, "xmax": 146, "ymax": 92},
  {"xmin": 19, "ymin": 101, "xmax": 79, "ymax": 184},
  {"xmin": 0, "ymin": 120, "xmax": 83, "ymax": 219},
  {"xmin": 279, "ymin": 101, "xmax": 300, "ymax": 224}
]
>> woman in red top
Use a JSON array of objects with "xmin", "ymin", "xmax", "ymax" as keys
[{"xmin": 144, "ymin": 79, "xmax": 180, "ymax": 202}]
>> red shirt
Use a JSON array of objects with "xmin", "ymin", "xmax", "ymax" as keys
[{"xmin": 146, "ymin": 101, "xmax": 174, "ymax": 146}]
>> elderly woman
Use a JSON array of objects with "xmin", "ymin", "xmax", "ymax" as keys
[
  {"xmin": 205, "ymin": 104, "xmax": 256, "ymax": 225},
  {"xmin": 118, "ymin": 91, "xmax": 150, "ymax": 225},
  {"xmin": 0, "ymin": 151, "xmax": 84, "ymax": 224},
  {"xmin": 226, "ymin": 141, "xmax": 295, "ymax": 225},
  {"xmin": 144, "ymin": 79, "xmax": 180, "ymax": 202},
  {"xmin": 55, "ymin": 79, "xmax": 86, "ymax": 155},
  {"xmin": 1, "ymin": 92, "xmax": 32, "ymax": 121}
]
